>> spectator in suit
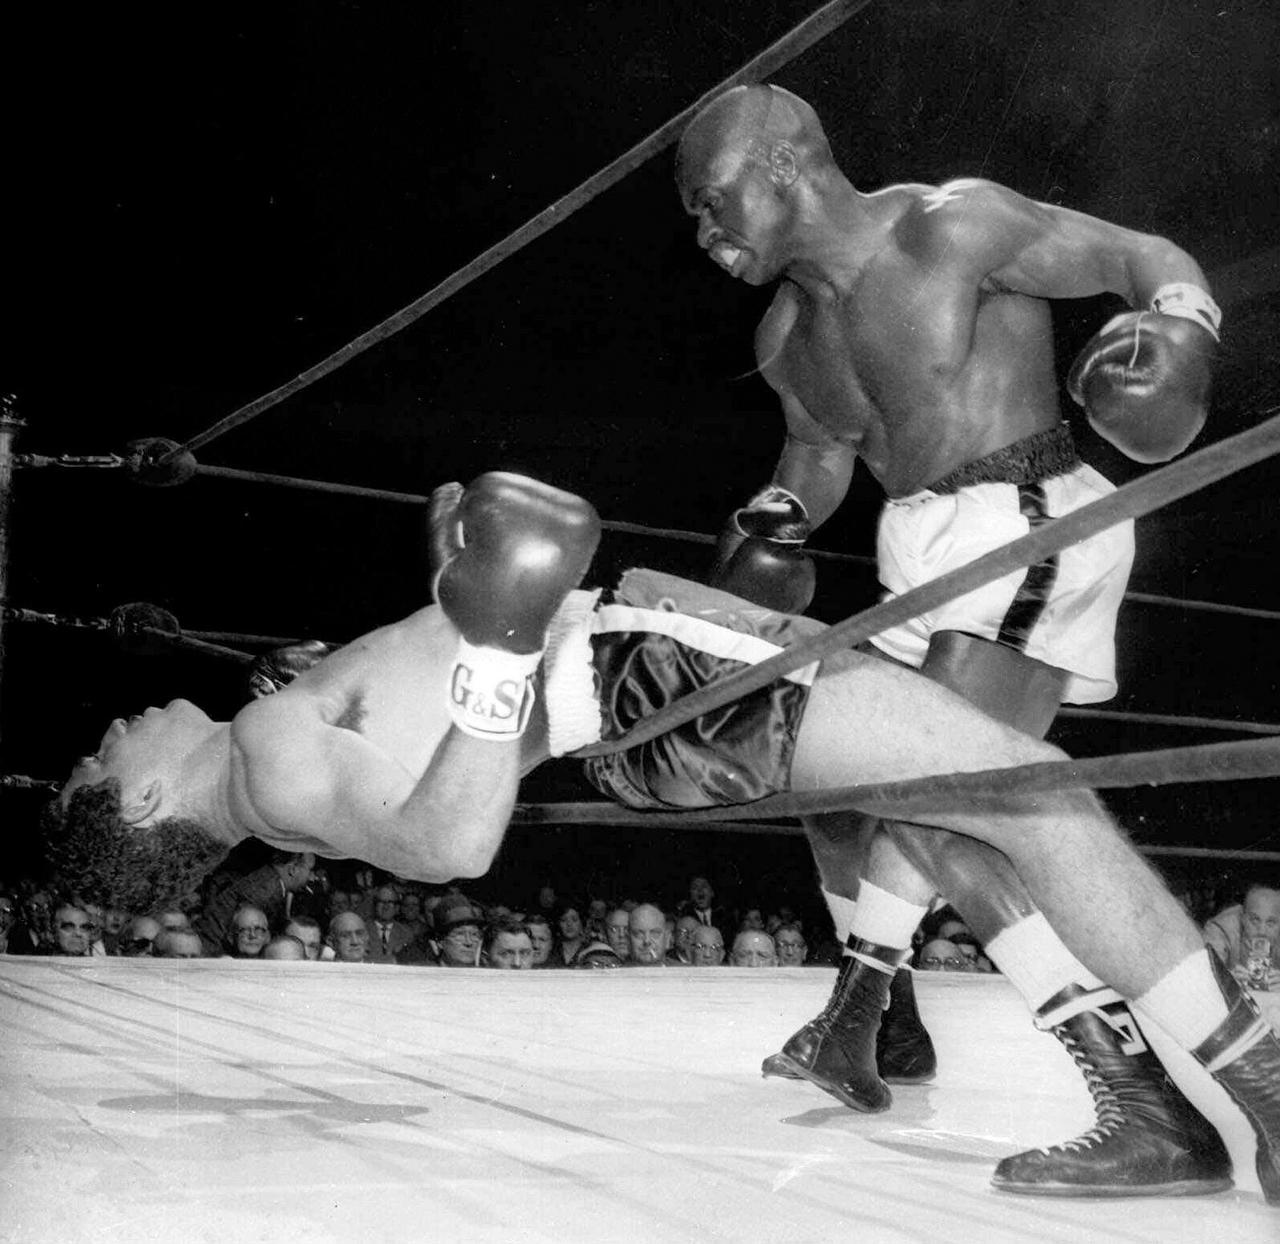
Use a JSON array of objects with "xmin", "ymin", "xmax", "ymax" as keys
[
  {"xmin": 398, "ymin": 889, "xmax": 428, "ymax": 941},
  {"xmin": 8, "ymin": 890, "xmax": 54, "ymax": 955},
  {"xmin": 731, "ymin": 930, "xmax": 778, "ymax": 967},
  {"xmin": 329, "ymin": 911, "xmax": 371, "ymax": 963},
  {"xmin": 678, "ymin": 875, "xmax": 727, "ymax": 935},
  {"xmin": 368, "ymin": 884, "xmax": 417, "ymax": 964},
  {"xmin": 194, "ymin": 842, "xmax": 315, "ymax": 955}
]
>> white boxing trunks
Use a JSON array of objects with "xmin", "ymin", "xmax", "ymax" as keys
[{"xmin": 873, "ymin": 461, "xmax": 1135, "ymax": 704}]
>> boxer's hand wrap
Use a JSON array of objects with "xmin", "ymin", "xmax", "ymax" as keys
[
  {"xmin": 430, "ymin": 472, "xmax": 600, "ymax": 742},
  {"xmin": 712, "ymin": 484, "xmax": 816, "ymax": 614},
  {"xmin": 447, "ymin": 640, "xmax": 541, "ymax": 740},
  {"xmin": 1067, "ymin": 303, "xmax": 1216, "ymax": 464},
  {"xmin": 1149, "ymin": 282, "xmax": 1222, "ymax": 342},
  {"xmin": 730, "ymin": 485, "xmax": 810, "ymax": 543}
]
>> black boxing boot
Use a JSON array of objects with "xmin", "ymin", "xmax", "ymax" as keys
[
  {"xmin": 992, "ymin": 985, "xmax": 1232, "ymax": 1198},
  {"xmin": 876, "ymin": 966, "xmax": 938, "ymax": 1084},
  {"xmin": 1191, "ymin": 954, "xmax": 1280, "ymax": 1205},
  {"xmin": 761, "ymin": 938, "xmax": 901, "ymax": 1112},
  {"xmin": 763, "ymin": 962, "xmax": 936, "ymax": 1085}
]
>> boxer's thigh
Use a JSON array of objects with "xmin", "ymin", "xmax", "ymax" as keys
[{"xmin": 792, "ymin": 647, "xmax": 1060, "ymax": 793}]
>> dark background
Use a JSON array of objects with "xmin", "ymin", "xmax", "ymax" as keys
[{"xmin": 4, "ymin": 1, "xmax": 1279, "ymax": 887}]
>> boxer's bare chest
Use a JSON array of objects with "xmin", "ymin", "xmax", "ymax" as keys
[{"xmin": 757, "ymin": 242, "xmax": 1036, "ymax": 493}]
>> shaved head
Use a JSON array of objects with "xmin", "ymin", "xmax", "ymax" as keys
[{"xmin": 676, "ymin": 83, "xmax": 833, "ymax": 202}]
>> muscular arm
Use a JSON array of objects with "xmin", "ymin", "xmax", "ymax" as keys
[
  {"xmin": 229, "ymin": 691, "xmax": 521, "ymax": 883},
  {"xmin": 913, "ymin": 179, "xmax": 1211, "ymax": 307},
  {"xmin": 772, "ymin": 392, "xmax": 858, "ymax": 531}
]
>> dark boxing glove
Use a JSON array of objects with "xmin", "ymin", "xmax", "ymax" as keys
[
  {"xmin": 710, "ymin": 484, "xmax": 816, "ymax": 615},
  {"xmin": 247, "ymin": 639, "xmax": 340, "ymax": 699},
  {"xmin": 430, "ymin": 472, "xmax": 600, "ymax": 740},
  {"xmin": 1068, "ymin": 284, "xmax": 1219, "ymax": 464}
]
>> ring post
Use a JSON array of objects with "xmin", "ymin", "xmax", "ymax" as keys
[{"xmin": 0, "ymin": 396, "xmax": 26, "ymax": 747}]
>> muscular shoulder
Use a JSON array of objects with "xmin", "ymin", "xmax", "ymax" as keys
[
  {"xmin": 755, "ymin": 283, "xmax": 802, "ymax": 382},
  {"xmin": 893, "ymin": 179, "xmax": 1045, "ymax": 274}
]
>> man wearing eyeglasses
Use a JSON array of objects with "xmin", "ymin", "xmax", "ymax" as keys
[
  {"xmin": 50, "ymin": 901, "xmax": 95, "ymax": 957},
  {"xmin": 916, "ymin": 938, "xmax": 972, "ymax": 973}
]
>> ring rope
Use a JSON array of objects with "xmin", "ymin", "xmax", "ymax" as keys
[
  {"xmin": 160, "ymin": 0, "xmax": 877, "ymax": 464},
  {"xmin": 3, "ymin": 604, "xmax": 256, "ymax": 664},
  {"xmin": 504, "ymin": 808, "xmax": 1280, "ymax": 861},
  {"xmin": 575, "ymin": 407, "xmax": 1280, "ymax": 758},
  {"xmin": 12, "ymin": 594, "xmax": 1275, "ymax": 734},
  {"xmin": 526, "ymin": 735, "xmax": 1280, "ymax": 826},
  {"xmin": 1057, "ymin": 707, "xmax": 1280, "ymax": 735},
  {"xmin": 169, "ymin": 457, "xmax": 1280, "ymax": 623}
]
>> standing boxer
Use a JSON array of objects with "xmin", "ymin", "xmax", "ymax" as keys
[{"xmin": 678, "ymin": 84, "xmax": 1225, "ymax": 1194}]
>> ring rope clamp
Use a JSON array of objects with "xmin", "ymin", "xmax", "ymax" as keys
[{"xmin": 16, "ymin": 453, "xmax": 126, "ymax": 471}]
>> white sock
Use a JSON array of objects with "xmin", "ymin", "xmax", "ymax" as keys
[
  {"xmin": 985, "ymin": 912, "xmax": 1104, "ymax": 1013},
  {"xmin": 847, "ymin": 880, "xmax": 928, "ymax": 952},
  {"xmin": 821, "ymin": 889, "xmax": 859, "ymax": 951},
  {"xmin": 1133, "ymin": 950, "xmax": 1231, "ymax": 1052}
]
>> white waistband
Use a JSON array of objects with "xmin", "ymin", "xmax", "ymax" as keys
[{"xmin": 541, "ymin": 590, "xmax": 819, "ymax": 758}]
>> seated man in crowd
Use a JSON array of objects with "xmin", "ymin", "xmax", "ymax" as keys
[
  {"xmin": 227, "ymin": 904, "xmax": 271, "ymax": 958},
  {"xmin": 194, "ymin": 841, "xmax": 314, "ymax": 956},
  {"xmin": 432, "ymin": 896, "xmax": 485, "ymax": 967},
  {"xmin": 484, "ymin": 915, "xmax": 535, "ymax": 969},
  {"xmin": 731, "ymin": 930, "xmax": 778, "ymax": 968},
  {"xmin": 49, "ymin": 900, "xmax": 95, "ymax": 957},
  {"xmin": 44, "ymin": 472, "xmax": 1280, "ymax": 1204},
  {"xmin": 284, "ymin": 915, "xmax": 326, "ymax": 961},
  {"xmin": 1204, "ymin": 874, "xmax": 1280, "ymax": 992},
  {"xmin": 668, "ymin": 914, "xmax": 699, "ymax": 964},
  {"xmin": 688, "ymin": 924, "xmax": 725, "ymax": 967},
  {"xmin": 627, "ymin": 903, "xmax": 669, "ymax": 966},
  {"xmin": 154, "ymin": 928, "xmax": 204, "ymax": 959},
  {"xmin": 916, "ymin": 938, "xmax": 971, "ymax": 972},
  {"xmin": 262, "ymin": 934, "xmax": 307, "ymax": 961},
  {"xmin": 524, "ymin": 912, "xmax": 554, "ymax": 967},
  {"xmin": 328, "ymin": 911, "xmax": 370, "ymax": 963},
  {"xmin": 118, "ymin": 914, "xmax": 160, "ymax": 957},
  {"xmin": 773, "ymin": 922, "xmax": 808, "ymax": 967}
]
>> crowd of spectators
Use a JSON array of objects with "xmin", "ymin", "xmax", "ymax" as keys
[{"xmin": 1, "ymin": 832, "xmax": 1270, "ymax": 988}]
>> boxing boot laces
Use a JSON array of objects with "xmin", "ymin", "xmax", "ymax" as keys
[
  {"xmin": 992, "ymin": 984, "xmax": 1232, "ymax": 1198},
  {"xmin": 762, "ymin": 950, "xmax": 858, "ymax": 1082},
  {"xmin": 876, "ymin": 965, "xmax": 938, "ymax": 1084},
  {"xmin": 762, "ymin": 938, "xmax": 902, "ymax": 1113},
  {"xmin": 1192, "ymin": 953, "xmax": 1280, "ymax": 1205}
]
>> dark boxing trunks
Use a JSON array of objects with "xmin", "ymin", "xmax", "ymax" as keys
[{"xmin": 578, "ymin": 570, "xmax": 826, "ymax": 811}]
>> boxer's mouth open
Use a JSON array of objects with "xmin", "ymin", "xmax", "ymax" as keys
[{"xmin": 710, "ymin": 239, "xmax": 744, "ymax": 274}]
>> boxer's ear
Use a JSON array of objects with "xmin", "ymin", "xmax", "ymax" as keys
[
  {"xmin": 120, "ymin": 779, "xmax": 163, "ymax": 825},
  {"xmin": 769, "ymin": 141, "xmax": 798, "ymax": 187}
]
